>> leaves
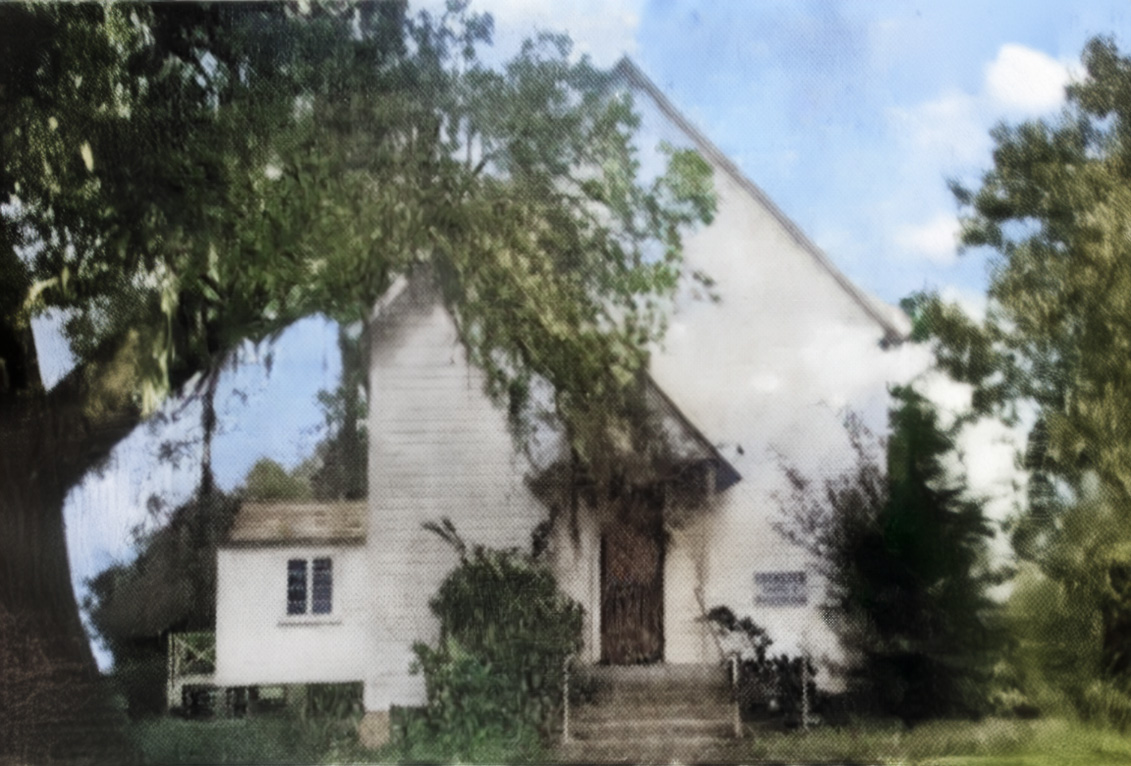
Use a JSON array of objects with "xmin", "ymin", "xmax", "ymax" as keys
[
  {"xmin": 410, "ymin": 520, "xmax": 582, "ymax": 757},
  {"xmin": 937, "ymin": 37, "xmax": 1131, "ymax": 600},
  {"xmin": 2, "ymin": 3, "xmax": 716, "ymax": 480},
  {"xmin": 241, "ymin": 457, "xmax": 312, "ymax": 501},
  {"xmin": 776, "ymin": 389, "xmax": 1001, "ymax": 722}
]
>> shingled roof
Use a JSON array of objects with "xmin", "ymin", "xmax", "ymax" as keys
[{"xmin": 224, "ymin": 501, "xmax": 366, "ymax": 547}]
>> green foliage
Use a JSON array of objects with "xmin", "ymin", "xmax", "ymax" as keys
[
  {"xmin": 240, "ymin": 457, "xmax": 312, "ymax": 502},
  {"xmin": 403, "ymin": 519, "xmax": 582, "ymax": 759},
  {"xmin": 2, "ymin": 2, "xmax": 715, "ymax": 476},
  {"xmin": 431, "ymin": 32, "xmax": 718, "ymax": 480},
  {"xmin": 300, "ymin": 682, "xmax": 364, "ymax": 721},
  {"xmin": 3, "ymin": 2, "xmax": 405, "ymax": 406},
  {"xmin": 922, "ymin": 36, "xmax": 1131, "ymax": 710},
  {"xmin": 777, "ymin": 388, "xmax": 1001, "ymax": 723},
  {"xmin": 128, "ymin": 716, "xmax": 324, "ymax": 765},
  {"xmin": 704, "ymin": 606, "xmax": 821, "ymax": 726},
  {"xmin": 83, "ymin": 489, "xmax": 239, "ymax": 717},
  {"xmin": 996, "ymin": 511, "xmax": 1131, "ymax": 727},
  {"xmin": 1, "ymin": 3, "xmax": 709, "ymax": 754},
  {"xmin": 128, "ymin": 714, "xmax": 1131, "ymax": 766},
  {"xmin": 309, "ymin": 323, "xmax": 368, "ymax": 500},
  {"xmin": 941, "ymin": 35, "xmax": 1131, "ymax": 557},
  {"xmin": 740, "ymin": 716, "xmax": 1131, "ymax": 766}
]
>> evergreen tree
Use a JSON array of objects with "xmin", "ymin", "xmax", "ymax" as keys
[
  {"xmin": 310, "ymin": 324, "xmax": 368, "ymax": 500},
  {"xmin": 778, "ymin": 387, "xmax": 1000, "ymax": 723}
]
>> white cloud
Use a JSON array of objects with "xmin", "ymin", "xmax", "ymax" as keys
[
  {"xmin": 939, "ymin": 284, "xmax": 989, "ymax": 323},
  {"xmin": 888, "ymin": 90, "xmax": 990, "ymax": 166},
  {"xmin": 882, "ymin": 42, "xmax": 1075, "ymax": 275},
  {"xmin": 890, "ymin": 44, "xmax": 1071, "ymax": 169},
  {"xmin": 984, "ymin": 43, "xmax": 1070, "ymax": 115},
  {"xmin": 894, "ymin": 213, "xmax": 960, "ymax": 265}
]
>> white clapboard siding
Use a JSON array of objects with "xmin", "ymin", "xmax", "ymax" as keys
[
  {"xmin": 363, "ymin": 276, "xmax": 548, "ymax": 709},
  {"xmin": 214, "ymin": 544, "xmax": 369, "ymax": 687}
]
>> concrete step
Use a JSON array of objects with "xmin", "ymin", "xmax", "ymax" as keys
[
  {"xmin": 578, "ymin": 663, "xmax": 730, "ymax": 686},
  {"xmin": 570, "ymin": 717, "xmax": 735, "ymax": 741},
  {"xmin": 583, "ymin": 686, "xmax": 732, "ymax": 706},
  {"xmin": 565, "ymin": 663, "xmax": 739, "ymax": 749},
  {"xmin": 553, "ymin": 736, "xmax": 748, "ymax": 765},
  {"xmin": 574, "ymin": 662, "xmax": 733, "ymax": 705},
  {"xmin": 573, "ymin": 701, "xmax": 733, "ymax": 723}
]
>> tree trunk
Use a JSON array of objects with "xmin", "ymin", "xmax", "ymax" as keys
[
  {"xmin": 339, "ymin": 323, "xmax": 366, "ymax": 500},
  {"xmin": 0, "ymin": 340, "xmax": 142, "ymax": 764},
  {"xmin": 199, "ymin": 370, "xmax": 218, "ymax": 499}
]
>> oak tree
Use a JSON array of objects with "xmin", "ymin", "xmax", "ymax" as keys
[{"xmin": 0, "ymin": 1, "xmax": 713, "ymax": 756}]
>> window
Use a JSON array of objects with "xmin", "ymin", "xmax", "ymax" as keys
[
  {"xmin": 754, "ymin": 571, "xmax": 807, "ymax": 607},
  {"xmin": 286, "ymin": 557, "xmax": 333, "ymax": 616},
  {"xmin": 312, "ymin": 558, "xmax": 333, "ymax": 615}
]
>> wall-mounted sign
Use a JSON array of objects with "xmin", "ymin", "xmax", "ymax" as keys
[{"xmin": 755, "ymin": 571, "xmax": 807, "ymax": 606}]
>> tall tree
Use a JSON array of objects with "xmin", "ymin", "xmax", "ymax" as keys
[
  {"xmin": 310, "ymin": 324, "xmax": 369, "ymax": 500},
  {"xmin": 0, "ymin": 2, "xmax": 714, "ymax": 757},
  {"xmin": 1, "ymin": 5, "xmax": 409, "ymax": 756},
  {"xmin": 919, "ymin": 36, "xmax": 1131, "ymax": 705},
  {"xmin": 777, "ymin": 388, "xmax": 1000, "ymax": 723}
]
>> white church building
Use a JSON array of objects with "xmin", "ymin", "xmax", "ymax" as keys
[{"xmin": 211, "ymin": 58, "xmax": 916, "ymax": 744}]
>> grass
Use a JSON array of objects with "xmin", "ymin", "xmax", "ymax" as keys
[
  {"xmin": 743, "ymin": 717, "xmax": 1131, "ymax": 765},
  {"xmin": 128, "ymin": 713, "xmax": 388, "ymax": 765},
  {"xmin": 126, "ymin": 714, "xmax": 1131, "ymax": 764},
  {"xmin": 129, "ymin": 717, "xmax": 319, "ymax": 764},
  {"xmin": 126, "ymin": 711, "xmax": 544, "ymax": 765}
]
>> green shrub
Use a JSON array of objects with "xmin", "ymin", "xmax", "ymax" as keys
[
  {"xmin": 112, "ymin": 652, "xmax": 168, "ymax": 718},
  {"xmin": 998, "ymin": 559, "xmax": 1131, "ymax": 728},
  {"xmin": 297, "ymin": 682, "xmax": 364, "ymax": 720},
  {"xmin": 704, "ymin": 606, "xmax": 821, "ymax": 726},
  {"xmin": 402, "ymin": 518, "xmax": 582, "ymax": 759}
]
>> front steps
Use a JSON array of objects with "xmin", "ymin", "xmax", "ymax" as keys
[{"xmin": 555, "ymin": 663, "xmax": 743, "ymax": 764}]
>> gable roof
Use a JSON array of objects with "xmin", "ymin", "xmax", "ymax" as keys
[
  {"xmin": 613, "ymin": 57, "xmax": 910, "ymax": 347},
  {"xmin": 224, "ymin": 501, "xmax": 366, "ymax": 547},
  {"xmin": 645, "ymin": 375, "xmax": 740, "ymax": 492},
  {"xmin": 369, "ymin": 270, "xmax": 741, "ymax": 496}
]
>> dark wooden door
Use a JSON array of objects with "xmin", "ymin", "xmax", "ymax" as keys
[{"xmin": 600, "ymin": 503, "xmax": 664, "ymax": 664}]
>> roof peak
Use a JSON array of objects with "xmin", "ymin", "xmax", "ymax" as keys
[{"xmin": 611, "ymin": 57, "xmax": 910, "ymax": 345}]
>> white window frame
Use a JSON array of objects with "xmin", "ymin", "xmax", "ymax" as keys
[{"xmin": 280, "ymin": 555, "xmax": 339, "ymax": 625}]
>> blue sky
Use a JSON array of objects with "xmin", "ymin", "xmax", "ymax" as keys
[
  {"xmin": 468, "ymin": 0, "xmax": 1131, "ymax": 309},
  {"xmin": 53, "ymin": 1, "xmax": 1131, "ymax": 667}
]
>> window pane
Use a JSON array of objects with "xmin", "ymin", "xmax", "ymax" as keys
[
  {"xmin": 312, "ymin": 558, "xmax": 333, "ymax": 615},
  {"xmin": 287, "ymin": 559, "xmax": 308, "ymax": 615}
]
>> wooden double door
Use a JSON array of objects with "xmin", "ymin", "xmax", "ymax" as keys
[{"xmin": 600, "ymin": 496, "xmax": 665, "ymax": 664}]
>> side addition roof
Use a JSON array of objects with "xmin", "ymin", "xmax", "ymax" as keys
[
  {"xmin": 223, "ymin": 501, "xmax": 367, "ymax": 547},
  {"xmin": 613, "ymin": 57, "xmax": 911, "ymax": 346}
]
